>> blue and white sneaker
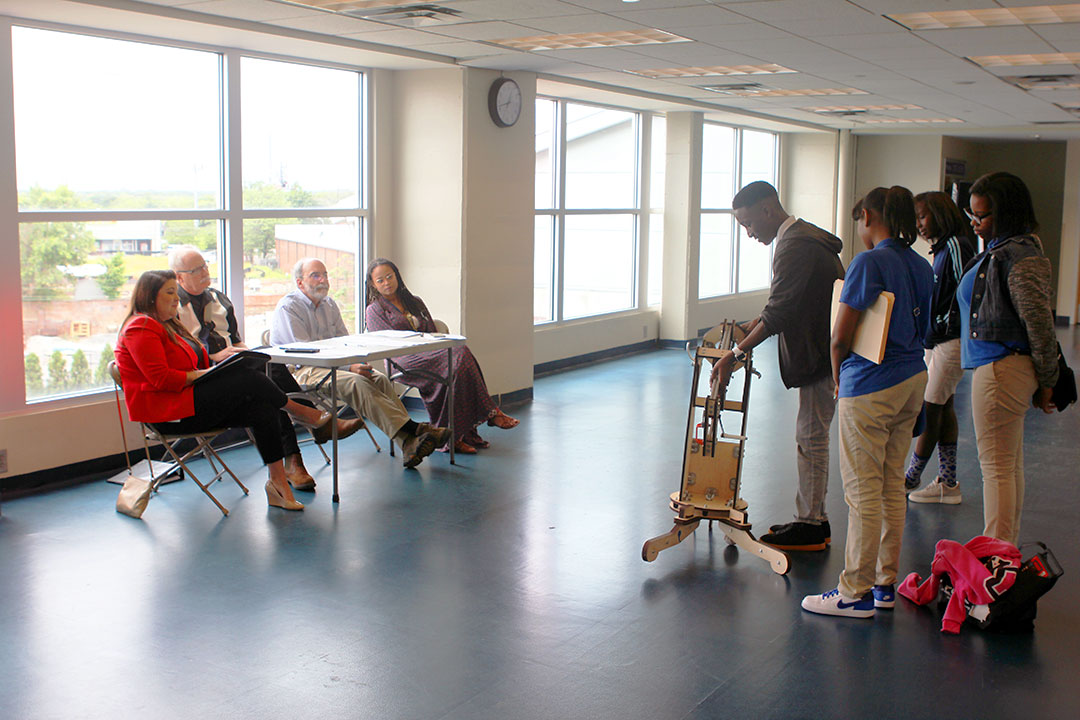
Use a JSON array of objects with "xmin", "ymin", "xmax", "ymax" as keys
[
  {"xmin": 872, "ymin": 584, "xmax": 896, "ymax": 609},
  {"xmin": 801, "ymin": 588, "xmax": 875, "ymax": 618}
]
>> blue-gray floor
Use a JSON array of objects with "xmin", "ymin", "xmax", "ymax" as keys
[{"xmin": 2, "ymin": 333, "xmax": 1079, "ymax": 719}]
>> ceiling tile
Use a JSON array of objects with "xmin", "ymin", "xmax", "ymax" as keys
[
  {"xmin": 512, "ymin": 13, "xmax": 645, "ymax": 34},
  {"xmin": 265, "ymin": 13, "xmax": 387, "ymax": 35},
  {"xmin": 343, "ymin": 26, "xmax": 456, "ymax": 47},
  {"xmin": 915, "ymin": 26, "xmax": 1058, "ymax": 56},
  {"xmin": 426, "ymin": 20, "xmax": 539, "ymax": 41},
  {"xmin": 673, "ymin": 21, "xmax": 795, "ymax": 43},
  {"xmin": 178, "ymin": 0, "xmax": 309, "ymax": 21},
  {"xmin": 1032, "ymin": 23, "xmax": 1080, "ymax": 51},
  {"xmin": 612, "ymin": 4, "xmax": 750, "ymax": 29},
  {"xmin": 449, "ymin": 0, "xmax": 593, "ymax": 21}
]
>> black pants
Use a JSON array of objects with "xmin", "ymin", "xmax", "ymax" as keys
[
  {"xmin": 269, "ymin": 363, "xmax": 308, "ymax": 457},
  {"xmin": 151, "ymin": 369, "xmax": 288, "ymax": 465}
]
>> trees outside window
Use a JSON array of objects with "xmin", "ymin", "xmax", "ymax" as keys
[{"xmin": 8, "ymin": 27, "xmax": 367, "ymax": 407}]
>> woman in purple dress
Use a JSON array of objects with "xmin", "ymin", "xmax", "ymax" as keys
[{"xmin": 364, "ymin": 258, "xmax": 519, "ymax": 454}]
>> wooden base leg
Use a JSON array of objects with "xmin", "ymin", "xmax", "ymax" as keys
[
  {"xmin": 718, "ymin": 523, "xmax": 790, "ymax": 575},
  {"xmin": 642, "ymin": 519, "xmax": 701, "ymax": 562}
]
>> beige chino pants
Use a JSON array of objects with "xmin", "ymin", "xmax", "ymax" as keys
[
  {"xmin": 837, "ymin": 371, "xmax": 927, "ymax": 598},
  {"xmin": 292, "ymin": 365, "xmax": 411, "ymax": 444},
  {"xmin": 971, "ymin": 353, "xmax": 1038, "ymax": 545}
]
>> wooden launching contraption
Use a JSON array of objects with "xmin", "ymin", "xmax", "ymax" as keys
[{"xmin": 641, "ymin": 320, "xmax": 790, "ymax": 575}]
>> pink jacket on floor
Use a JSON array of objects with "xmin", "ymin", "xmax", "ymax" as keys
[{"xmin": 899, "ymin": 536, "xmax": 1022, "ymax": 634}]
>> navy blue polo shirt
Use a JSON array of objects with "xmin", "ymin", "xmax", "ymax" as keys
[{"xmin": 838, "ymin": 238, "xmax": 934, "ymax": 398}]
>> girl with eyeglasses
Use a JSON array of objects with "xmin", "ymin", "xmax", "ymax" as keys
[{"xmin": 958, "ymin": 172, "xmax": 1058, "ymax": 544}]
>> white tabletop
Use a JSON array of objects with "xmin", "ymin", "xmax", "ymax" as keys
[{"xmin": 260, "ymin": 330, "xmax": 466, "ymax": 368}]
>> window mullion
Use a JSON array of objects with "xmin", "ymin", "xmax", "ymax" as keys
[
  {"xmin": 223, "ymin": 48, "xmax": 244, "ymax": 327},
  {"xmin": 555, "ymin": 101, "xmax": 568, "ymax": 323}
]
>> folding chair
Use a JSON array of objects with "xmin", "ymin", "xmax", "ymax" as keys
[
  {"xmin": 260, "ymin": 330, "xmax": 381, "ymax": 458},
  {"xmin": 109, "ymin": 362, "xmax": 248, "ymax": 516},
  {"xmin": 389, "ymin": 317, "xmax": 450, "ymax": 403}
]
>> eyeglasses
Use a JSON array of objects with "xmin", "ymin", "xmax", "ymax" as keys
[
  {"xmin": 964, "ymin": 208, "xmax": 992, "ymax": 223},
  {"xmin": 306, "ymin": 271, "xmax": 328, "ymax": 280},
  {"xmin": 177, "ymin": 263, "xmax": 209, "ymax": 275}
]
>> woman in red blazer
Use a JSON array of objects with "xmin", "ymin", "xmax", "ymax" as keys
[{"xmin": 115, "ymin": 270, "xmax": 338, "ymax": 511}]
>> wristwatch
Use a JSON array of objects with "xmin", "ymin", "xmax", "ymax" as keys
[{"xmin": 732, "ymin": 346, "xmax": 748, "ymax": 363}]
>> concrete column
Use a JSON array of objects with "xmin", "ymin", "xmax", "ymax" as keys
[
  {"xmin": 1059, "ymin": 140, "xmax": 1080, "ymax": 323},
  {"xmin": 659, "ymin": 111, "xmax": 702, "ymax": 343}
]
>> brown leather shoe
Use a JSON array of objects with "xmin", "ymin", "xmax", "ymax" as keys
[
  {"xmin": 417, "ymin": 422, "xmax": 451, "ymax": 448},
  {"xmin": 401, "ymin": 432, "xmax": 437, "ymax": 469},
  {"xmin": 286, "ymin": 467, "xmax": 316, "ymax": 492},
  {"xmin": 309, "ymin": 412, "xmax": 335, "ymax": 445},
  {"xmin": 336, "ymin": 417, "xmax": 364, "ymax": 442},
  {"xmin": 311, "ymin": 415, "xmax": 363, "ymax": 445}
]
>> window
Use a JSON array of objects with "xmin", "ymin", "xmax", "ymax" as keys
[
  {"xmin": 240, "ymin": 58, "xmax": 365, "ymax": 341},
  {"xmin": 13, "ymin": 28, "xmax": 222, "ymax": 402},
  {"xmin": 534, "ymin": 99, "xmax": 645, "ymax": 323},
  {"xmin": 8, "ymin": 26, "xmax": 367, "ymax": 407},
  {"xmin": 698, "ymin": 124, "xmax": 778, "ymax": 299}
]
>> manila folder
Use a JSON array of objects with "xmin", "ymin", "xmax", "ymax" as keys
[{"xmin": 831, "ymin": 278, "xmax": 894, "ymax": 365}]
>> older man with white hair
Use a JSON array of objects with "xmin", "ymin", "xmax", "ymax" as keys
[
  {"xmin": 169, "ymin": 245, "xmax": 362, "ymax": 491},
  {"xmin": 270, "ymin": 257, "xmax": 448, "ymax": 469}
]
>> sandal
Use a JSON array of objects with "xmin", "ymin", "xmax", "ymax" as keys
[
  {"xmin": 486, "ymin": 409, "xmax": 519, "ymax": 430},
  {"xmin": 465, "ymin": 431, "xmax": 490, "ymax": 449},
  {"xmin": 454, "ymin": 439, "xmax": 478, "ymax": 454}
]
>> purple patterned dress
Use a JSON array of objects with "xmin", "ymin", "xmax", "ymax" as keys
[{"xmin": 365, "ymin": 295, "xmax": 497, "ymax": 442}]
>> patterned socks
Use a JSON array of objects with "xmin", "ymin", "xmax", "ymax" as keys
[
  {"xmin": 905, "ymin": 452, "xmax": 930, "ymax": 490},
  {"xmin": 938, "ymin": 443, "xmax": 958, "ymax": 487}
]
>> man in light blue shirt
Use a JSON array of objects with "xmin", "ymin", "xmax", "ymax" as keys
[{"xmin": 271, "ymin": 258, "xmax": 448, "ymax": 468}]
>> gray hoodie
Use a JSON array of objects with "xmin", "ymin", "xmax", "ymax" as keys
[{"xmin": 758, "ymin": 219, "xmax": 845, "ymax": 389}]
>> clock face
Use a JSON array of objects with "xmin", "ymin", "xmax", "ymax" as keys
[{"xmin": 489, "ymin": 78, "xmax": 522, "ymax": 128}]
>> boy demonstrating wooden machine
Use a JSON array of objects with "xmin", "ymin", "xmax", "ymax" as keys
[{"xmin": 642, "ymin": 320, "xmax": 790, "ymax": 575}]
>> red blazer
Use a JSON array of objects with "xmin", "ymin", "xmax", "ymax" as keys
[{"xmin": 114, "ymin": 314, "xmax": 208, "ymax": 423}]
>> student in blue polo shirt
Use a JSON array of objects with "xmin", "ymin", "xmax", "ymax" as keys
[{"xmin": 802, "ymin": 186, "xmax": 934, "ymax": 619}]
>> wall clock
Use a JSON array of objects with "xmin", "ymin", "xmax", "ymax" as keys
[{"xmin": 488, "ymin": 77, "xmax": 522, "ymax": 128}]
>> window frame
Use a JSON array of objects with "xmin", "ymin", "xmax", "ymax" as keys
[
  {"xmin": 698, "ymin": 122, "xmax": 780, "ymax": 300},
  {"xmin": 1, "ymin": 20, "xmax": 371, "ymax": 411},
  {"xmin": 535, "ymin": 96, "xmax": 660, "ymax": 326}
]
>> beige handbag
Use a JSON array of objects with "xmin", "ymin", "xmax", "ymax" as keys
[{"xmin": 113, "ymin": 382, "xmax": 154, "ymax": 518}]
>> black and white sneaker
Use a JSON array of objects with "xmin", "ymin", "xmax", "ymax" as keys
[{"xmin": 767, "ymin": 520, "xmax": 831, "ymax": 548}]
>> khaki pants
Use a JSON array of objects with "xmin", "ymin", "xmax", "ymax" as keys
[
  {"xmin": 971, "ymin": 353, "xmax": 1038, "ymax": 545},
  {"xmin": 837, "ymin": 372, "xmax": 927, "ymax": 598},
  {"xmin": 795, "ymin": 374, "xmax": 837, "ymax": 524},
  {"xmin": 292, "ymin": 365, "xmax": 411, "ymax": 444}
]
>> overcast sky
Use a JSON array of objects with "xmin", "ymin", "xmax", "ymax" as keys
[{"xmin": 13, "ymin": 26, "xmax": 360, "ymax": 198}]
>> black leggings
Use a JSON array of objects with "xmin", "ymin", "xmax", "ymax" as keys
[{"xmin": 151, "ymin": 369, "xmax": 288, "ymax": 465}]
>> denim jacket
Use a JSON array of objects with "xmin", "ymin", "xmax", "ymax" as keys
[{"xmin": 962, "ymin": 234, "xmax": 1059, "ymax": 387}]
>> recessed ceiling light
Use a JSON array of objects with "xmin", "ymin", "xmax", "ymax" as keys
[
  {"xmin": 888, "ymin": 5, "xmax": 1080, "ymax": 30},
  {"xmin": 493, "ymin": 28, "xmax": 690, "ymax": 51},
  {"xmin": 968, "ymin": 52, "xmax": 1080, "ymax": 67},
  {"xmin": 804, "ymin": 104, "xmax": 922, "ymax": 112},
  {"xmin": 633, "ymin": 64, "xmax": 796, "ymax": 78},
  {"xmin": 700, "ymin": 86, "xmax": 869, "ymax": 97}
]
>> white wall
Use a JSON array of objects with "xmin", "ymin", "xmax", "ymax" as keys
[
  {"xmin": 460, "ymin": 69, "xmax": 535, "ymax": 396},
  {"xmin": 1060, "ymin": 141, "xmax": 1080, "ymax": 322},
  {"xmin": 852, "ymin": 134, "xmax": 944, "ymax": 261},
  {"xmin": 374, "ymin": 67, "xmax": 534, "ymax": 396},
  {"xmin": 781, "ymin": 131, "xmax": 840, "ymax": 234}
]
